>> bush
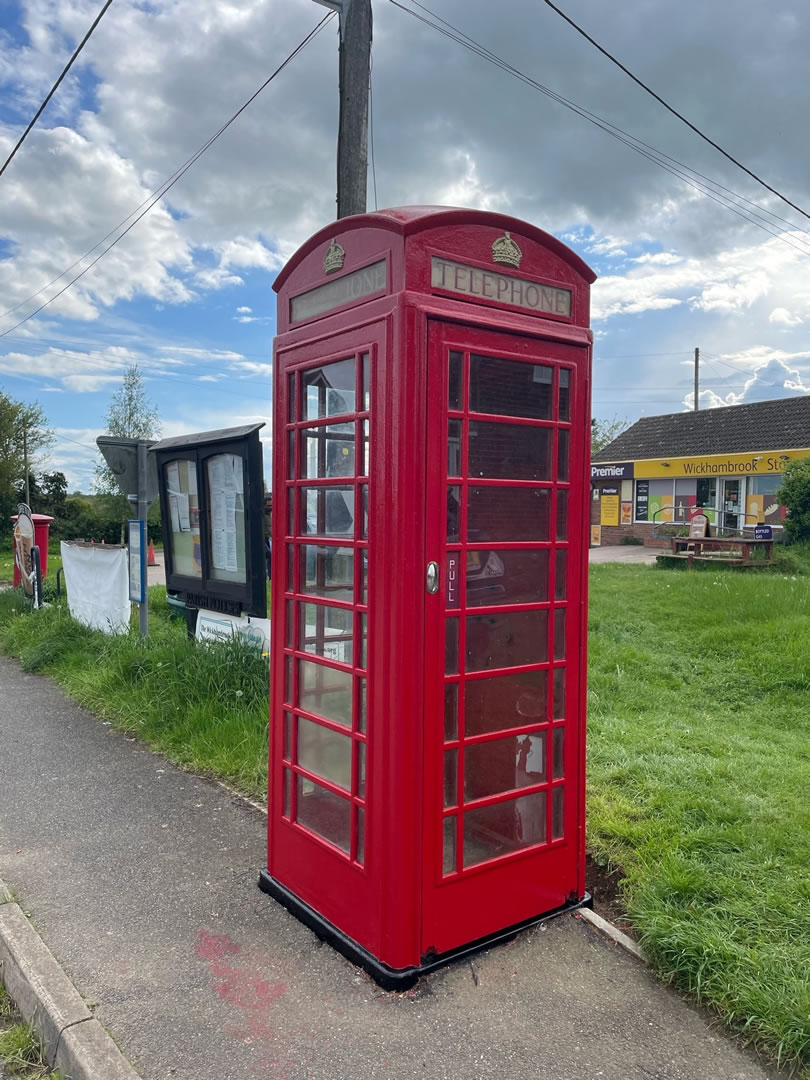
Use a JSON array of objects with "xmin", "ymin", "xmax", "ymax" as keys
[
  {"xmin": 776, "ymin": 457, "xmax": 810, "ymax": 543},
  {"xmin": 618, "ymin": 535, "xmax": 644, "ymax": 545}
]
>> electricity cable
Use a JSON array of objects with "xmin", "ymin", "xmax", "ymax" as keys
[
  {"xmin": 392, "ymin": 2, "xmax": 810, "ymax": 258},
  {"xmin": 540, "ymin": 0, "xmax": 810, "ymax": 223},
  {"xmin": 0, "ymin": 11, "xmax": 335, "ymax": 337},
  {"xmin": 0, "ymin": 0, "xmax": 116, "ymax": 178}
]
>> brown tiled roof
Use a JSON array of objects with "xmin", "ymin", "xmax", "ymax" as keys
[{"xmin": 593, "ymin": 396, "xmax": 810, "ymax": 461}]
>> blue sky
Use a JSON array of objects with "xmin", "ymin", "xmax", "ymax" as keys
[{"xmin": 2, "ymin": 0, "xmax": 809, "ymax": 489}]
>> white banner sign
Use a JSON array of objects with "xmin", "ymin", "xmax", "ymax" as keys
[
  {"xmin": 196, "ymin": 609, "xmax": 270, "ymax": 654},
  {"xmin": 61, "ymin": 542, "xmax": 130, "ymax": 634}
]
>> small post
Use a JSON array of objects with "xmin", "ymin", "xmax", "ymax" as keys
[
  {"xmin": 137, "ymin": 441, "xmax": 149, "ymax": 638},
  {"xmin": 694, "ymin": 346, "xmax": 700, "ymax": 411},
  {"xmin": 23, "ymin": 425, "xmax": 30, "ymax": 505}
]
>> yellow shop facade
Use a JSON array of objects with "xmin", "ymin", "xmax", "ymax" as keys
[{"xmin": 590, "ymin": 396, "xmax": 810, "ymax": 545}]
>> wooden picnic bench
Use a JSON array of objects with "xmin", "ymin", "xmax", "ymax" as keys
[{"xmin": 660, "ymin": 535, "xmax": 774, "ymax": 568}]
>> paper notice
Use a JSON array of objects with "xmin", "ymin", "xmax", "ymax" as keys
[
  {"xmin": 166, "ymin": 461, "xmax": 180, "ymax": 494},
  {"xmin": 169, "ymin": 493, "xmax": 181, "ymax": 533},
  {"xmin": 188, "ymin": 465, "xmax": 198, "ymax": 496},
  {"xmin": 177, "ymin": 492, "xmax": 191, "ymax": 531}
]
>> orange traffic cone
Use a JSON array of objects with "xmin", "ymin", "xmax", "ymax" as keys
[{"xmin": 147, "ymin": 539, "xmax": 157, "ymax": 566}]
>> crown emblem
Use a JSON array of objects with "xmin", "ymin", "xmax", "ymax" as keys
[
  {"xmin": 491, "ymin": 231, "xmax": 522, "ymax": 269},
  {"xmin": 323, "ymin": 238, "xmax": 345, "ymax": 274}
]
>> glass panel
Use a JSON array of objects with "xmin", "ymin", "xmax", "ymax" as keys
[
  {"xmin": 301, "ymin": 487, "xmax": 355, "ymax": 537},
  {"xmin": 554, "ymin": 608, "xmax": 566, "ymax": 661},
  {"xmin": 288, "ymin": 372, "xmax": 296, "ymax": 423},
  {"xmin": 552, "ymin": 727, "xmax": 565, "ymax": 779},
  {"xmin": 298, "ymin": 658, "xmax": 352, "ymax": 727},
  {"xmin": 443, "ymin": 816, "xmax": 457, "ymax": 875},
  {"xmin": 444, "ymin": 750, "xmax": 458, "ymax": 808},
  {"xmin": 444, "ymin": 683, "xmax": 458, "ymax": 740},
  {"xmin": 206, "ymin": 453, "xmax": 246, "ymax": 584},
  {"xmin": 300, "ymin": 545, "xmax": 353, "ymax": 602},
  {"xmin": 283, "ymin": 712, "xmax": 292, "ymax": 761},
  {"xmin": 301, "ymin": 424, "xmax": 355, "ymax": 479},
  {"xmin": 465, "ymin": 669, "xmax": 547, "ymax": 736},
  {"xmin": 557, "ymin": 429, "xmax": 570, "ymax": 483},
  {"xmin": 466, "ymin": 548, "xmax": 548, "ymax": 607},
  {"xmin": 296, "ymin": 776, "xmax": 351, "ymax": 853},
  {"xmin": 447, "ymin": 486, "xmax": 461, "ymax": 542},
  {"xmin": 282, "ymin": 768, "xmax": 291, "ymax": 817},
  {"xmin": 287, "ymin": 431, "xmax": 296, "ymax": 480},
  {"xmin": 284, "ymin": 655, "xmax": 292, "ymax": 704},
  {"xmin": 466, "ymin": 609, "xmax": 548, "ymax": 671},
  {"xmin": 299, "ymin": 602, "xmax": 353, "ymax": 664},
  {"xmin": 358, "ymin": 678, "xmax": 367, "ymax": 733},
  {"xmin": 357, "ymin": 741, "xmax": 366, "ymax": 798},
  {"xmin": 468, "ymin": 487, "xmax": 550, "ymax": 542},
  {"xmin": 285, "ymin": 601, "xmax": 293, "ymax": 648},
  {"xmin": 356, "ymin": 807, "xmax": 365, "ymax": 865},
  {"xmin": 360, "ymin": 485, "xmax": 368, "ymax": 539},
  {"xmin": 445, "ymin": 618, "xmax": 459, "ymax": 675},
  {"xmin": 470, "ymin": 354, "xmax": 553, "ymax": 420},
  {"xmin": 164, "ymin": 459, "xmax": 202, "ymax": 579},
  {"xmin": 556, "ymin": 489, "xmax": 568, "ymax": 541},
  {"xmin": 552, "ymin": 787, "xmax": 564, "ymax": 840},
  {"xmin": 359, "ymin": 612, "xmax": 367, "ymax": 669},
  {"xmin": 361, "ymin": 419, "xmax": 369, "ymax": 476},
  {"xmin": 558, "ymin": 369, "xmax": 570, "ymax": 422},
  {"xmin": 287, "ymin": 544, "xmax": 294, "ymax": 594},
  {"xmin": 464, "ymin": 792, "xmax": 547, "ymax": 867},
  {"xmin": 555, "ymin": 549, "xmax": 567, "ymax": 601},
  {"xmin": 360, "ymin": 547, "xmax": 368, "ymax": 605},
  {"xmin": 297, "ymin": 716, "xmax": 351, "ymax": 790},
  {"xmin": 303, "ymin": 357, "xmax": 356, "ymax": 419},
  {"xmin": 448, "ymin": 419, "xmax": 462, "ymax": 476},
  {"xmin": 469, "ymin": 421, "xmax": 552, "ymax": 481},
  {"xmin": 465, "ymin": 731, "xmax": 546, "ymax": 802},
  {"xmin": 448, "ymin": 351, "xmax": 462, "ymax": 410},
  {"xmin": 361, "ymin": 352, "xmax": 370, "ymax": 412},
  {"xmin": 553, "ymin": 667, "xmax": 565, "ymax": 719},
  {"xmin": 287, "ymin": 491, "xmax": 295, "ymax": 537}
]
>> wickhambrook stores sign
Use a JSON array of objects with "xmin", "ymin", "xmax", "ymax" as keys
[{"xmin": 628, "ymin": 450, "xmax": 807, "ymax": 479}]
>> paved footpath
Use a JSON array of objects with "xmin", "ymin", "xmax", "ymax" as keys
[{"xmin": 0, "ymin": 656, "xmax": 778, "ymax": 1080}]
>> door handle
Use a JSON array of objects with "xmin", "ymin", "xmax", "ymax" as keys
[{"xmin": 426, "ymin": 561, "xmax": 439, "ymax": 594}]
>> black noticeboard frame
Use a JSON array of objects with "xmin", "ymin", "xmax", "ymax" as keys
[{"xmin": 153, "ymin": 423, "xmax": 266, "ymax": 618}]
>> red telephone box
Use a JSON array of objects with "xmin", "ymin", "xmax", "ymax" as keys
[{"xmin": 260, "ymin": 207, "xmax": 595, "ymax": 987}]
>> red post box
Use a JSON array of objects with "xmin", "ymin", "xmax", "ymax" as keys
[
  {"xmin": 12, "ymin": 513, "xmax": 54, "ymax": 586},
  {"xmin": 261, "ymin": 207, "xmax": 595, "ymax": 987}
]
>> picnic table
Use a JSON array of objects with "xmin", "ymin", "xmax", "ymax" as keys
[{"xmin": 664, "ymin": 535, "xmax": 774, "ymax": 567}]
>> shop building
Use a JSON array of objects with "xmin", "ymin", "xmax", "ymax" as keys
[{"xmin": 590, "ymin": 396, "xmax": 810, "ymax": 545}]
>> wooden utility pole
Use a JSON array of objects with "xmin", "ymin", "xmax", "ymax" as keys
[
  {"xmin": 314, "ymin": 0, "xmax": 372, "ymax": 218},
  {"xmin": 694, "ymin": 346, "xmax": 700, "ymax": 411}
]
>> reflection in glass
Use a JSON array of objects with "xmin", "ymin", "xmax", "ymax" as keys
[
  {"xmin": 297, "ymin": 716, "xmax": 351, "ymax": 789},
  {"xmin": 552, "ymin": 727, "xmax": 565, "ymax": 779},
  {"xmin": 301, "ymin": 487, "xmax": 355, "ymax": 537},
  {"xmin": 448, "ymin": 419, "xmax": 462, "ymax": 476},
  {"xmin": 468, "ymin": 487, "xmax": 550, "ymax": 542},
  {"xmin": 558, "ymin": 369, "xmax": 570, "ymax": 422},
  {"xmin": 448, "ymin": 351, "xmax": 462, "ymax": 410},
  {"xmin": 362, "ymin": 352, "xmax": 370, "ymax": 412},
  {"xmin": 287, "ymin": 431, "xmax": 296, "ymax": 480},
  {"xmin": 358, "ymin": 678, "xmax": 367, "ymax": 733},
  {"xmin": 443, "ymin": 816, "xmax": 457, "ymax": 875},
  {"xmin": 288, "ymin": 491, "xmax": 295, "ymax": 537},
  {"xmin": 206, "ymin": 454, "xmax": 247, "ymax": 584},
  {"xmin": 301, "ymin": 424, "xmax": 355, "ymax": 479},
  {"xmin": 445, "ymin": 618, "xmax": 459, "ymax": 675},
  {"xmin": 465, "ymin": 669, "xmax": 547, "ymax": 737},
  {"xmin": 466, "ymin": 548, "xmax": 548, "ymax": 607},
  {"xmin": 444, "ymin": 750, "xmax": 458, "ymax": 808},
  {"xmin": 470, "ymin": 354, "xmax": 553, "ymax": 419},
  {"xmin": 303, "ymin": 357, "xmax": 356, "ymax": 419},
  {"xmin": 555, "ymin": 549, "xmax": 567, "ymax": 601},
  {"xmin": 360, "ymin": 485, "xmax": 368, "ymax": 539},
  {"xmin": 466, "ymin": 609, "xmax": 548, "ymax": 671},
  {"xmin": 558, "ymin": 428, "xmax": 570, "ymax": 483},
  {"xmin": 356, "ymin": 806, "xmax": 365, "ymax": 865},
  {"xmin": 164, "ymin": 459, "xmax": 202, "ymax": 579},
  {"xmin": 283, "ymin": 769, "xmax": 291, "ymax": 817},
  {"xmin": 287, "ymin": 544, "xmax": 294, "ymax": 593},
  {"xmin": 359, "ymin": 612, "xmax": 367, "ymax": 669},
  {"xmin": 463, "ymin": 792, "xmax": 547, "ymax": 867},
  {"xmin": 285, "ymin": 601, "xmax": 293, "ymax": 648},
  {"xmin": 444, "ymin": 683, "xmax": 459, "ymax": 740},
  {"xmin": 469, "ymin": 421, "xmax": 552, "ymax": 481},
  {"xmin": 553, "ymin": 667, "xmax": 565, "ymax": 719},
  {"xmin": 557, "ymin": 489, "xmax": 568, "ymax": 540},
  {"xmin": 361, "ymin": 419, "xmax": 369, "ymax": 476},
  {"xmin": 284, "ymin": 655, "xmax": 292, "ymax": 704},
  {"xmin": 283, "ymin": 712, "xmax": 292, "ymax": 761},
  {"xmin": 300, "ymin": 545, "xmax": 353, "ymax": 602},
  {"xmin": 296, "ymin": 776, "xmax": 351, "ymax": 852},
  {"xmin": 360, "ymin": 547, "xmax": 368, "ymax": 605},
  {"xmin": 465, "ymin": 731, "xmax": 546, "ymax": 802},
  {"xmin": 288, "ymin": 372, "xmax": 296, "ymax": 423},
  {"xmin": 357, "ymin": 741, "xmax": 366, "ymax": 798},
  {"xmin": 298, "ymin": 658, "xmax": 353, "ymax": 727},
  {"xmin": 554, "ymin": 608, "xmax": 566, "ymax": 660},
  {"xmin": 552, "ymin": 786, "xmax": 564, "ymax": 840},
  {"xmin": 299, "ymin": 602, "xmax": 353, "ymax": 664},
  {"xmin": 447, "ymin": 486, "xmax": 461, "ymax": 542}
]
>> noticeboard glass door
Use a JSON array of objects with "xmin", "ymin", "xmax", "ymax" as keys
[{"xmin": 422, "ymin": 321, "xmax": 586, "ymax": 957}]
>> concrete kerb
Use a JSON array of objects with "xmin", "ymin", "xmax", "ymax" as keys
[
  {"xmin": 0, "ymin": 874, "xmax": 140, "ymax": 1080},
  {"xmin": 578, "ymin": 906, "xmax": 645, "ymax": 961}
]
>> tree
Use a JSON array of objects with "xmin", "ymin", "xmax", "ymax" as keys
[
  {"xmin": 0, "ymin": 390, "xmax": 53, "ymax": 520},
  {"xmin": 776, "ymin": 457, "xmax": 810, "ymax": 543},
  {"xmin": 93, "ymin": 364, "xmax": 161, "ymax": 540},
  {"xmin": 591, "ymin": 416, "xmax": 631, "ymax": 455}
]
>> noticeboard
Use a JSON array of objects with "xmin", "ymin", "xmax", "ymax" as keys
[{"xmin": 153, "ymin": 424, "xmax": 266, "ymax": 618}]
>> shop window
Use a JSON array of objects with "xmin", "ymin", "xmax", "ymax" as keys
[
  {"xmin": 747, "ymin": 474, "xmax": 783, "ymax": 525},
  {"xmin": 647, "ymin": 479, "xmax": 674, "ymax": 524}
]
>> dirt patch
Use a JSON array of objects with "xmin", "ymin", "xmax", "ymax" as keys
[{"xmin": 585, "ymin": 853, "xmax": 635, "ymax": 935}]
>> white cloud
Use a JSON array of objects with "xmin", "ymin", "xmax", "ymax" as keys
[
  {"xmin": 231, "ymin": 360, "xmax": 272, "ymax": 377},
  {"xmin": 236, "ymin": 306, "xmax": 252, "ymax": 314},
  {"xmin": 769, "ymin": 307, "xmax": 803, "ymax": 327}
]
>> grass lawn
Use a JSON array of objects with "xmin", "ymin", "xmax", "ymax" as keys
[
  {"xmin": 0, "ymin": 546, "xmax": 62, "ymax": 586},
  {"xmin": 0, "ymin": 563, "xmax": 808, "ymax": 1072},
  {"xmin": 588, "ymin": 563, "xmax": 810, "ymax": 1073}
]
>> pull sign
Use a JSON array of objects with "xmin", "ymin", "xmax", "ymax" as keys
[
  {"xmin": 445, "ymin": 553, "xmax": 460, "ymax": 608},
  {"xmin": 426, "ymin": 562, "xmax": 439, "ymax": 594}
]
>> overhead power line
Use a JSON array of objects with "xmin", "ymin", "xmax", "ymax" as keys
[
  {"xmin": 391, "ymin": 2, "xmax": 810, "ymax": 259},
  {"xmin": 0, "ymin": 11, "xmax": 335, "ymax": 337},
  {"xmin": 0, "ymin": 0, "xmax": 116, "ymax": 178},
  {"xmin": 541, "ymin": 0, "xmax": 810, "ymax": 223}
]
